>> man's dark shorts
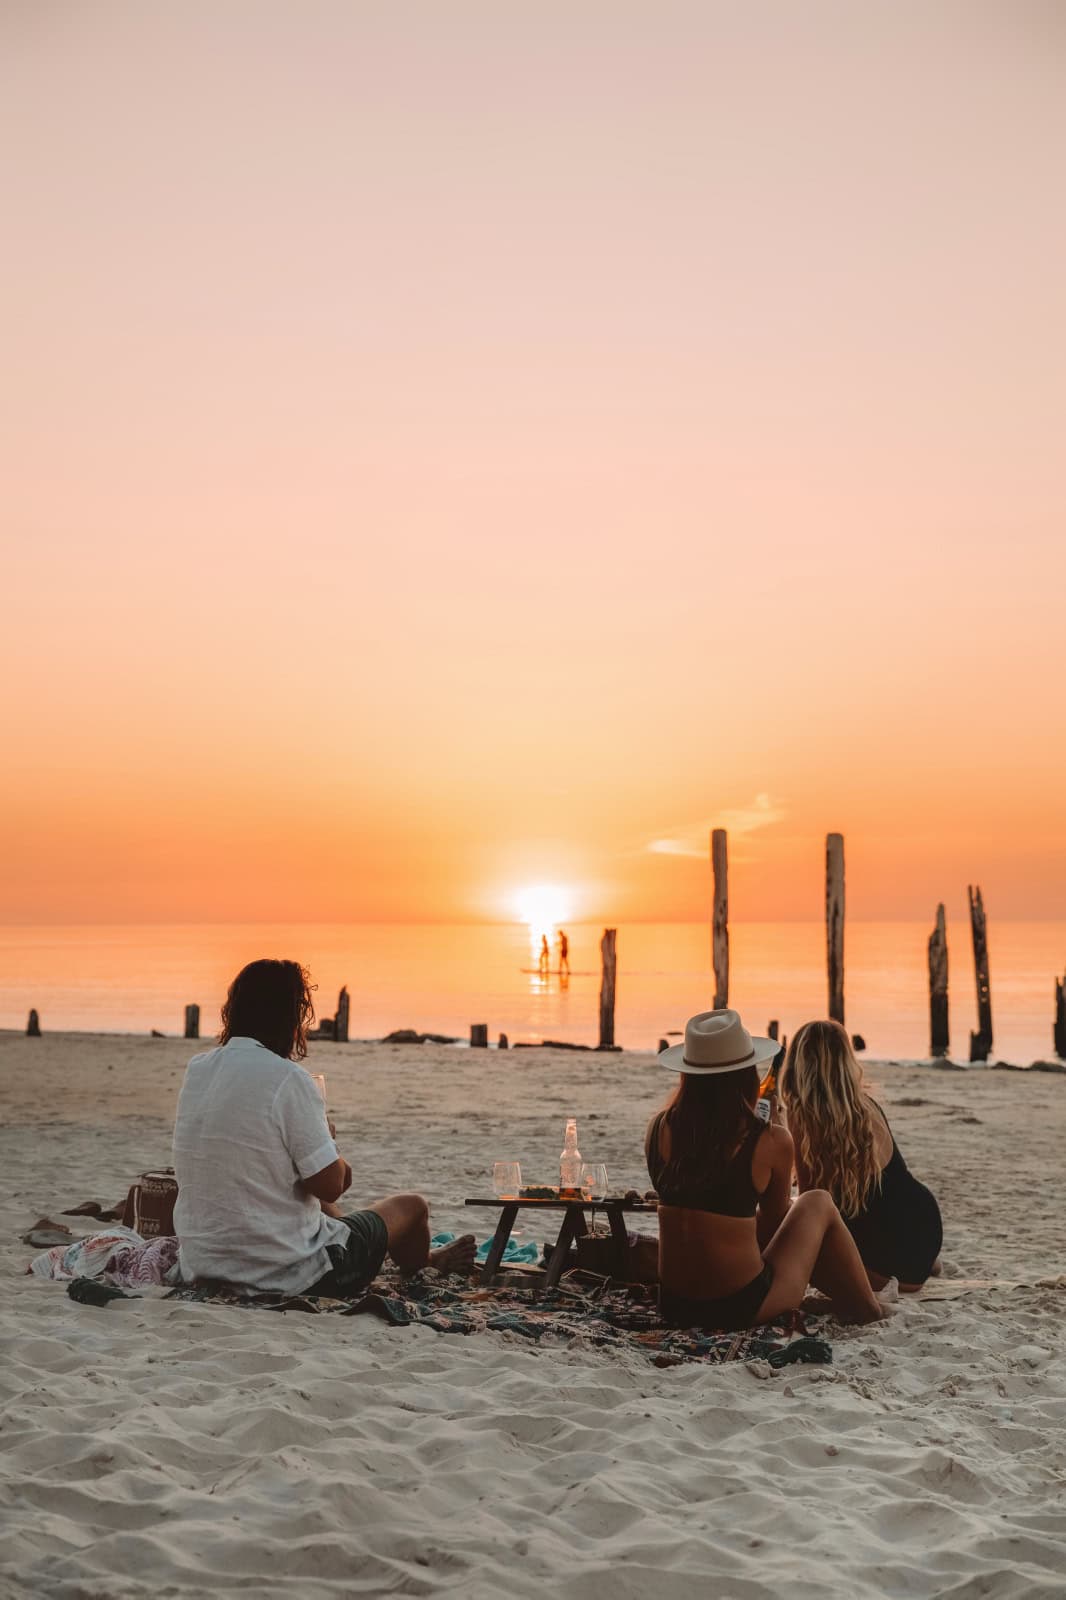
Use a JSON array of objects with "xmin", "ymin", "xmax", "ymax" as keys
[{"xmin": 307, "ymin": 1210, "xmax": 389, "ymax": 1298}]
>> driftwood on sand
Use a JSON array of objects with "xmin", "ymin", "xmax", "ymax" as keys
[{"xmin": 382, "ymin": 1029, "xmax": 461, "ymax": 1045}]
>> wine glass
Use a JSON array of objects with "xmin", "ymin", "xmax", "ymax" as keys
[
  {"xmin": 312, "ymin": 1073, "xmax": 327, "ymax": 1104},
  {"xmin": 580, "ymin": 1162, "xmax": 608, "ymax": 1201},
  {"xmin": 492, "ymin": 1161, "xmax": 522, "ymax": 1200}
]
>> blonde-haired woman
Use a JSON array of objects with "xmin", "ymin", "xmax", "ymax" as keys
[{"xmin": 780, "ymin": 1020, "xmax": 942, "ymax": 1292}]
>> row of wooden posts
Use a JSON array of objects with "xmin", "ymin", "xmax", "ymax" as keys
[
  {"xmin": 19, "ymin": 845, "xmax": 1063, "ymax": 1055},
  {"xmin": 132, "ymin": 957, "xmax": 621, "ymax": 1054},
  {"xmin": 471, "ymin": 928, "xmax": 620, "ymax": 1051},
  {"xmin": 711, "ymin": 827, "xmax": 1066, "ymax": 1062},
  {"xmin": 177, "ymin": 989, "xmax": 352, "ymax": 1044}
]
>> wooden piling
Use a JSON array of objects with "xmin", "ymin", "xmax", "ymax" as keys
[
  {"xmin": 470, "ymin": 1023, "xmax": 488, "ymax": 1048},
  {"xmin": 767, "ymin": 1020, "xmax": 779, "ymax": 1042},
  {"xmin": 711, "ymin": 828, "xmax": 729, "ymax": 1009},
  {"xmin": 1054, "ymin": 972, "xmax": 1065, "ymax": 1060},
  {"xmin": 968, "ymin": 884, "xmax": 993, "ymax": 1063},
  {"xmin": 26, "ymin": 1009, "xmax": 40, "ymax": 1037},
  {"xmin": 598, "ymin": 928, "xmax": 617, "ymax": 1050},
  {"xmin": 928, "ymin": 905, "xmax": 949, "ymax": 1058},
  {"xmin": 183, "ymin": 1004, "xmax": 200, "ymax": 1041},
  {"xmin": 334, "ymin": 987, "xmax": 350, "ymax": 1045},
  {"xmin": 826, "ymin": 833, "xmax": 845, "ymax": 1025}
]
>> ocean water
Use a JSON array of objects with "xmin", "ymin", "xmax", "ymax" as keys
[{"xmin": 0, "ymin": 921, "xmax": 1063, "ymax": 1063}]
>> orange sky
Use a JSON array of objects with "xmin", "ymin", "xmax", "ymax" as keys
[{"xmin": 1, "ymin": 2, "xmax": 1064, "ymax": 925}]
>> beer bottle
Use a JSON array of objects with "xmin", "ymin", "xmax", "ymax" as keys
[
  {"xmin": 759, "ymin": 1045, "xmax": 784, "ymax": 1101},
  {"xmin": 755, "ymin": 1044, "xmax": 785, "ymax": 1123}
]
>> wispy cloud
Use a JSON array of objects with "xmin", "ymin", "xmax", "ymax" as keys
[{"xmin": 647, "ymin": 794, "xmax": 786, "ymax": 859}]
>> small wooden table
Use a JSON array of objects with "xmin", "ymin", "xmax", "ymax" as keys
[{"xmin": 465, "ymin": 1196, "xmax": 658, "ymax": 1288}]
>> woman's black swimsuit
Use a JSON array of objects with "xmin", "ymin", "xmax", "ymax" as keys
[
  {"xmin": 646, "ymin": 1111, "xmax": 774, "ymax": 1331},
  {"xmin": 844, "ymin": 1101, "xmax": 943, "ymax": 1285}
]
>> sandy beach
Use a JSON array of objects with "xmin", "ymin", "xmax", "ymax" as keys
[{"xmin": 2, "ymin": 1032, "xmax": 1065, "ymax": 1599}]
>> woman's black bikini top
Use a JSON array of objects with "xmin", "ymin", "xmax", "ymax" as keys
[{"xmin": 645, "ymin": 1110, "xmax": 766, "ymax": 1218}]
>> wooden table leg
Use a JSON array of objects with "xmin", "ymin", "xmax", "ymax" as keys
[
  {"xmin": 480, "ymin": 1204, "xmax": 518, "ymax": 1285},
  {"xmin": 607, "ymin": 1205, "xmax": 630, "ymax": 1280},
  {"xmin": 543, "ymin": 1206, "xmax": 580, "ymax": 1290}
]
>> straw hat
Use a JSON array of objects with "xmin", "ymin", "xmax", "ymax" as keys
[{"xmin": 659, "ymin": 1009, "xmax": 778, "ymax": 1076}]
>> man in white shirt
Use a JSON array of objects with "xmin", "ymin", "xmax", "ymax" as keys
[{"xmin": 172, "ymin": 959, "xmax": 475, "ymax": 1295}]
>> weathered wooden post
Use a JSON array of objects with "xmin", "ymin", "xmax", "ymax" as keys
[
  {"xmin": 711, "ymin": 828, "xmax": 729, "ymax": 1009},
  {"xmin": 334, "ymin": 987, "xmax": 350, "ymax": 1044},
  {"xmin": 928, "ymin": 906, "xmax": 949, "ymax": 1058},
  {"xmin": 498, "ymin": 1032, "xmax": 509, "ymax": 1050},
  {"xmin": 470, "ymin": 1023, "xmax": 488, "ymax": 1048},
  {"xmin": 183, "ymin": 1004, "xmax": 200, "ymax": 1040},
  {"xmin": 767, "ymin": 1020, "xmax": 779, "ymax": 1042},
  {"xmin": 826, "ymin": 833, "xmax": 845, "ymax": 1025},
  {"xmin": 26, "ymin": 1009, "xmax": 41, "ymax": 1037},
  {"xmin": 598, "ymin": 928, "xmax": 617, "ymax": 1050},
  {"xmin": 1053, "ymin": 972, "xmax": 1065, "ymax": 1060},
  {"xmin": 968, "ymin": 884, "xmax": 993, "ymax": 1062}
]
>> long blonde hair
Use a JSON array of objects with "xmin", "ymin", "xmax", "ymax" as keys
[{"xmin": 779, "ymin": 1020, "xmax": 881, "ymax": 1217}]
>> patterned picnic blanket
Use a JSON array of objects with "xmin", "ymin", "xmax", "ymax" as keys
[
  {"xmin": 164, "ymin": 1265, "xmax": 832, "ymax": 1370},
  {"xmin": 36, "ymin": 1227, "xmax": 831, "ymax": 1369}
]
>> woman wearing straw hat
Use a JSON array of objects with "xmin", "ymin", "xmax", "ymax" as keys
[{"xmin": 647, "ymin": 1010, "xmax": 888, "ymax": 1328}]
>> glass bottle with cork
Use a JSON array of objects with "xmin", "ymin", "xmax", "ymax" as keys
[{"xmin": 559, "ymin": 1117, "xmax": 582, "ymax": 1196}]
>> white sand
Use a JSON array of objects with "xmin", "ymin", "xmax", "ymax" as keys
[{"xmin": 2, "ymin": 1033, "xmax": 1065, "ymax": 1599}]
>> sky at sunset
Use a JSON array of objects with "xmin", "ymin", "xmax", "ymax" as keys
[{"xmin": 2, "ymin": 1, "xmax": 1064, "ymax": 925}]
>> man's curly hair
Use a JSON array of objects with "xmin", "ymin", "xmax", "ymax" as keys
[{"xmin": 219, "ymin": 958, "xmax": 316, "ymax": 1061}]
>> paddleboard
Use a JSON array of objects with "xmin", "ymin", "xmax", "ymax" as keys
[{"xmin": 519, "ymin": 968, "xmax": 593, "ymax": 977}]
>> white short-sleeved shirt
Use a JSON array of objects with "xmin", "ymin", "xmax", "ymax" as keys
[{"xmin": 172, "ymin": 1036, "xmax": 349, "ymax": 1293}]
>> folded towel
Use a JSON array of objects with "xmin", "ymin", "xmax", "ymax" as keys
[{"xmin": 30, "ymin": 1228, "xmax": 180, "ymax": 1287}]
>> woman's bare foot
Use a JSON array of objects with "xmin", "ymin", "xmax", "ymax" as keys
[{"xmin": 427, "ymin": 1234, "xmax": 477, "ymax": 1275}]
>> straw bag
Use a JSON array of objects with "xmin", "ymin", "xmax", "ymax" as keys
[{"xmin": 121, "ymin": 1169, "xmax": 179, "ymax": 1238}]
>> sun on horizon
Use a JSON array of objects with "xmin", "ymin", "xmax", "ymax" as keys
[{"xmin": 512, "ymin": 884, "xmax": 575, "ymax": 953}]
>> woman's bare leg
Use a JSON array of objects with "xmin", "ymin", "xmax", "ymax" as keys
[
  {"xmin": 368, "ymin": 1193, "xmax": 476, "ymax": 1274},
  {"xmin": 758, "ymin": 1190, "xmax": 884, "ymax": 1324}
]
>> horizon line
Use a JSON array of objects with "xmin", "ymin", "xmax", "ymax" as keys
[{"xmin": 1, "ymin": 915, "xmax": 1063, "ymax": 930}]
